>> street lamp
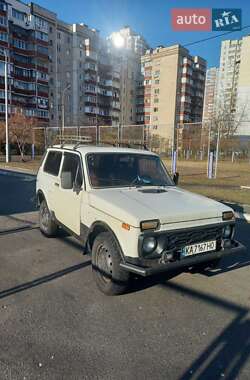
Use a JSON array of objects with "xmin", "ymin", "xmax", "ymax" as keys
[
  {"xmin": 61, "ymin": 83, "xmax": 71, "ymax": 137},
  {"xmin": 1, "ymin": 49, "xmax": 9, "ymax": 162}
]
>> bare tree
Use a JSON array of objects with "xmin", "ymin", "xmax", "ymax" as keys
[{"xmin": 0, "ymin": 109, "xmax": 37, "ymax": 161}]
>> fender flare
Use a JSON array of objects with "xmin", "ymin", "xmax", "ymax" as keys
[{"xmin": 87, "ymin": 221, "xmax": 125, "ymax": 261}]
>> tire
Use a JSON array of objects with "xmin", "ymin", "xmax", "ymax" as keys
[
  {"xmin": 39, "ymin": 199, "xmax": 58, "ymax": 237},
  {"xmin": 92, "ymin": 231, "xmax": 130, "ymax": 295}
]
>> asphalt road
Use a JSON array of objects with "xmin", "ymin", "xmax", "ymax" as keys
[
  {"xmin": 0, "ymin": 171, "xmax": 250, "ymax": 380},
  {"xmin": 0, "ymin": 171, "xmax": 36, "ymax": 215}
]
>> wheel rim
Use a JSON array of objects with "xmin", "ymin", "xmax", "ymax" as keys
[
  {"xmin": 96, "ymin": 243, "xmax": 113, "ymax": 283},
  {"xmin": 40, "ymin": 203, "xmax": 49, "ymax": 229}
]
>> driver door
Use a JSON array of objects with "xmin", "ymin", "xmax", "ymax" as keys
[{"xmin": 53, "ymin": 151, "xmax": 83, "ymax": 235}]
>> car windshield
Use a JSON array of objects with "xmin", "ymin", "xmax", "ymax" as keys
[{"xmin": 87, "ymin": 153, "xmax": 174, "ymax": 188}]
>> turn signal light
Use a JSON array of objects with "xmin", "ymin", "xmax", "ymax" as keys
[
  {"xmin": 140, "ymin": 219, "xmax": 160, "ymax": 231},
  {"xmin": 122, "ymin": 223, "xmax": 130, "ymax": 231}
]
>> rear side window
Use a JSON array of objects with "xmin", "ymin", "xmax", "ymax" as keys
[{"xmin": 43, "ymin": 151, "xmax": 62, "ymax": 176}]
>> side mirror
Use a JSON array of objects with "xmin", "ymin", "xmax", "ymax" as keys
[
  {"xmin": 173, "ymin": 172, "xmax": 179, "ymax": 186},
  {"xmin": 61, "ymin": 171, "xmax": 73, "ymax": 189}
]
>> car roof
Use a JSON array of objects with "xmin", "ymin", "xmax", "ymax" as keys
[{"xmin": 51, "ymin": 144, "xmax": 158, "ymax": 156}]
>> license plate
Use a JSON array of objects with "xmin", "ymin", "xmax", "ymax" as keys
[{"xmin": 181, "ymin": 240, "xmax": 216, "ymax": 257}]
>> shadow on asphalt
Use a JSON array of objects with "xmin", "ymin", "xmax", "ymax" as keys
[
  {"xmin": 0, "ymin": 261, "xmax": 91, "ymax": 300},
  {"xmin": 0, "ymin": 172, "xmax": 36, "ymax": 215},
  {"xmin": 162, "ymin": 282, "xmax": 250, "ymax": 380}
]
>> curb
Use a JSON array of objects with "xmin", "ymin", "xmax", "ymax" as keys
[{"xmin": 0, "ymin": 168, "xmax": 36, "ymax": 177}]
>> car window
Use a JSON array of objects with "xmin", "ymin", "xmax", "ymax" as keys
[
  {"xmin": 43, "ymin": 151, "xmax": 62, "ymax": 176},
  {"xmin": 61, "ymin": 152, "xmax": 83, "ymax": 188},
  {"xmin": 87, "ymin": 153, "xmax": 174, "ymax": 188}
]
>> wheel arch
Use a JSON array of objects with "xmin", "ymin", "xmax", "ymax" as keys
[
  {"xmin": 87, "ymin": 221, "xmax": 125, "ymax": 261},
  {"xmin": 37, "ymin": 189, "xmax": 46, "ymax": 206}
]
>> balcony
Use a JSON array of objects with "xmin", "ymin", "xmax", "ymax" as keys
[
  {"xmin": 113, "ymin": 71, "xmax": 120, "ymax": 80},
  {"xmin": 85, "ymin": 51, "xmax": 98, "ymax": 61},
  {"xmin": 85, "ymin": 62, "xmax": 97, "ymax": 72}
]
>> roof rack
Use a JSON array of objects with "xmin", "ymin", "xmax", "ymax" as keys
[
  {"xmin": 58, "ymin": 135, "xmax": 93, "ymax": 149},
  {"xmin": 116, "ymin": 140, "xmax": 149, "ymax": 150},
  {"xmin": 57, "ymin": 135, "xmax": 149, "ymax": 151}
]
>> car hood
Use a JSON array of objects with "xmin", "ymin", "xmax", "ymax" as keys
[{"xmin": 88, "ymin": 186, "xmax": 232, "ymax": 228}]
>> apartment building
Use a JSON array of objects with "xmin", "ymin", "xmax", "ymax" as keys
[
  {"xmin": 0, "ymin": 0, "xmax": 49, "ymax": 124},
  {"xmin": 0, "ymin": 0, "xmax": 121, "ymax": 129},
  {"xmin": 214, "ymin": 36, "xmax": 250, "ymax": 137},
  {"xmin": 138, "ymin": 45, "xmax": 206, "ymax": 141},
  {"xmin": 235, "ymin": 36, "xmax": 250, "ymax": 136},
  {"xmin": 31, "ymin": 2, "xmax": 121, "ymax": 128},
  {"xmin": 216, "ymin": 39, "xmax": 242, "ymax": 119},
  {"xmin": 107, "ymin": 27, "xmax": 149, "ymax": 125},
  {"xmin": 202, "ymin": 67, "xmax": 219, "ymax": 123}
]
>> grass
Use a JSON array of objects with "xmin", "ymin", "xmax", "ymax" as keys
[
  {"xmin": 1, "ymin": 156, "xmax": 250, "ymax": 205},
  {"xmin": 164, "ymin": 159, "xmax": 250, "ymax": 205},
  {"xmin": 0, "ymin": 158, "xmax": 41, "ymax": 173}
]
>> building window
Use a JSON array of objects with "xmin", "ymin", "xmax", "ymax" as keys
[
  {"xmin": 0, "ymin": 2, "xmax": 7, "ymax": 11},
  {"xmin": 13, "ymin": 39, "xmax": 28, "ymax": 50},
  {"xmin": 0, "ymin": 16, "xmax": 7, "ymax": 26},
  {"xmin": 35, "ymin": 16, "xmax": 48, "ymax": 31},
  {"xmin": 35, "ymin": 31, "xmax": 48, "ymax": 42},
  {"xmin": 49, "ymin": 26, "xmax": 53, "ymax": 33},
  {"xmin": 154, "ymin": 107, "xmax": 158, "ymax": 112},
  {"xmin": 0, "ymin": 32, "xmax": 7, "ymax": 42},
  {"xmin": 57, "ymin": 32, "xmax": 61, "ymax": 39},
  {"xmin": 154, "ymin": 98, "xmax": 159, "ymax": 103},
  {"xmin": 154, "ymin": 88, "xmax": 159, "ymax": 94},
  {"xmin": 12, "ymin": 8, "xmax": 26, "ymax": 21},
  {"xmin": 155, "ymin": 79, "xmax": 160, "ymax": 84}
]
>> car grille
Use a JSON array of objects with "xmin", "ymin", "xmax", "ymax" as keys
[{"xmin": 166, "ymin": 225, "xmax": 223, "ymax": 250}]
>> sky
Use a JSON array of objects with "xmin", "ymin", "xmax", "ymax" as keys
[{"xmin": 36, "ymin": 0, "xmax": 250, "ymax": 67}]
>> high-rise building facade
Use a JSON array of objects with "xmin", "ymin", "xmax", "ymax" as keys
[
  {"xmin": 216, "ymin": 39, "xmax": 241, "ymax": 119},
  {"xmin": 0, "ymin": 0, "xmax": 49, "ymax": 125},
  {"xmin": 0, "ymin": 0, "xmax": 121, "ymax": 130},
  {"xmin": 215, "ymin": 36, "xmax": 250, "ymax": 136},
  {"xmin": 31, "ymin": 2, "xmax": 121, "ymax": 129},
  {"xmin": 235, "ymin": 36, "xmax": 250, "ymax": 136},
  {"xmin": 138, "ymin": 45, "xmax": 206, "ymax": 142},
  {"xmin": 202, "ymin": 67, "xmax": 219, "ymax": 123},
  {"xmin": 107, "ymin": 27, "xmax": 149, "ymax": 125}
]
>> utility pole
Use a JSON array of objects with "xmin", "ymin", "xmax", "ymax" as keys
[
  {"xmin": 61, "ymin": 84, "xmax": 71, "ymax": 138},
  {"xmin": 4, "ymin": 49, "xmax": 9, "ymax": 163},
  {"xmin": 207, "ymin": 121, "xmax": 212, "ymax": 176},
  {"xmin": 214, "ymin": 122, "xmax": 221, "ymax": 179}
]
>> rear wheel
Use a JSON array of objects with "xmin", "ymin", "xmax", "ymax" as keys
[
  {"xmin": 39, "ymin": 199, "xmax": 58, "ymax": 237},
  {"xmin": 92, "ymin": 231, "xmax": 130, "ymax": 295}
]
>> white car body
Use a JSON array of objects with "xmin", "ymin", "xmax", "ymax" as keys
[{"xmin": 36, "ymin": 144, "xmax": 243, "ymax": 279}]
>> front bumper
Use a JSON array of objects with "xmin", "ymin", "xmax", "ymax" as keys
[{"xmin": 120, "ymin": 240, "xmax": 245, "ymax": 276}]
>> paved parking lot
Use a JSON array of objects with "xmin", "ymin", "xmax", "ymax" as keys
[{"xmin": 0, "ymin": 171, "xmax": 250, "ymax": 379}]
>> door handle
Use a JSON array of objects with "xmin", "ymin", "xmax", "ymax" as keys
[{"xmin": 54, "ymin": 182, "xmax": 59, "ymax": 187}]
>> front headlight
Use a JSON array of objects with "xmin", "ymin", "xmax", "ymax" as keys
[
  {"xmin": 223, "ymin": 225, "xmax": 233, "ymax": 239},
  {"xmin": 142, "ymin": 236, "xmax": 157, "ymax": 254}
]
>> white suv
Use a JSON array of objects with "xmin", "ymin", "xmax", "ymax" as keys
[{"xmin": 36, "ymin": 144, "xmax": 243, "ymax": 295}]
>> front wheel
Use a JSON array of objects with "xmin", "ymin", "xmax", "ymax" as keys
[
  {"xmin": 92, "ymin": 231, "xmax": 130, "ymax": 295},
  {"xmin": 39, "ymin": 199, "xmax": 58, "ymax": 237}
]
